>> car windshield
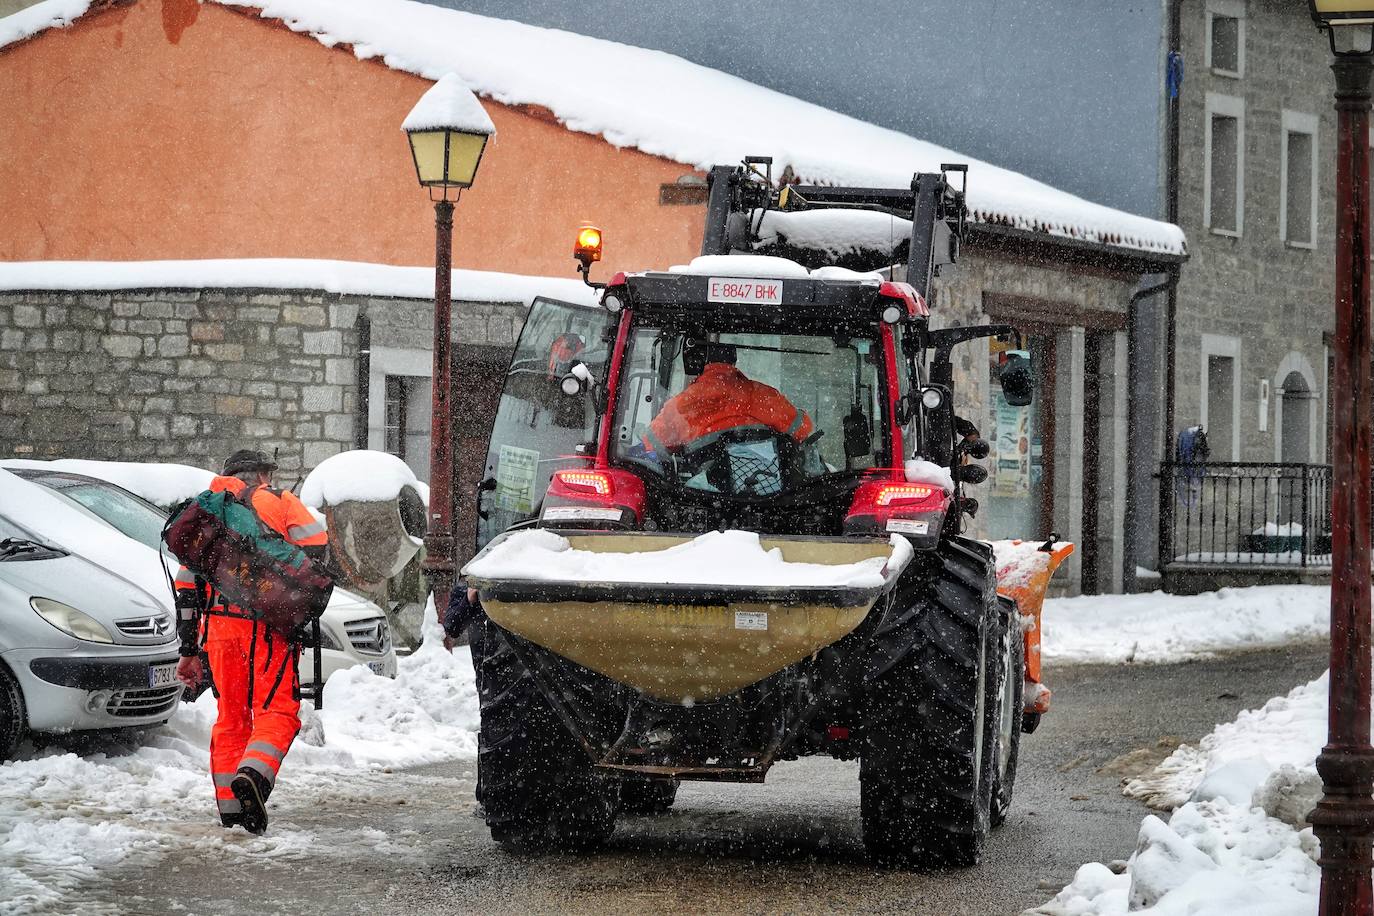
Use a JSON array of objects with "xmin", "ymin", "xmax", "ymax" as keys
[
  {"xmin": 46, "ymin": 481, "xmax": 168, "ymax": 550},
  {"xmin": 611, "ymin": 325, "xmax": 884, "ymax": 496}
]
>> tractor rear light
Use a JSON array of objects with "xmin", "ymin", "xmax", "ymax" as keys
[
  {"xmin": 543, "ymin": 467, "xmax": 647, "ymax": 530},
  {"xmin": 844, "ymin": 478, "xmax": 949, "ymax": 546},
  {"xmin": 827, "ymin": 725, "xmax": 850, "ymax": 741},
  {"xmin": 873, "ymin": 483, "xmax": 939, "ymax": 507},
  {"xmin": 554, "ymin": 470, "xmax": 613, "ymax": 496}
]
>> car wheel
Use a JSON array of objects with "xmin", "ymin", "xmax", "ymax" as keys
[{"xmin": 0, "ymin": 665, "xmax": 27, "ymax": 762}]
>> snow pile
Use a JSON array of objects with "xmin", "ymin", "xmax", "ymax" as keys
[
  {"xmin": 300, "ymin": 449, "xmax": 423, "ymax": 508},
  {"xmin": 1040, "ymin": 585, "xmax": 1329, "ymax": 665},
  {"xmin": 401, "ymin": 72, "xmax": 495, "ymax": 134},
  {"xmin": 1, "ymin": 457, "xmax": 214, "ymax": 509},
  {"xmin": 0, "ymin": 259, "xmax": 599, "ymax": 308},
  {"xmin": 0, "ymin": 468, "xmax": 174, "ymax": 610},
  {"xmin": 1123, "ymin": 674, "xmax": 1330, "ymax": 813},
  {"xmin": 0, "ymin": 614, "xmax": 478, "ymax": 914},
  {"xmin": 666, "ymin": 254, "xmax": 811, "ymax": 279},
  {"xmin": 1032, "ymin": 674, "xmax": 1334, "ymax": 916},
  {"xmin": 904, "ymin": 459, "xmax": 955, "ymax": 494},
  {"xmin": 1253, "ymin": 522, "xmax": 1303, "ymax": 536},
  {"xmin": 754, "ymin": 208, "xmax": 913, "ymax": 257},
  {"xmin": 810, "ymin": 266, "xmax": 887, "ymax": 282},
  {"xmin": 465, "ymin": 528, "xmax": 912, "ymax": 589}
]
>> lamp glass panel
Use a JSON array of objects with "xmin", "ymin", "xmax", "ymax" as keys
[
  {"xmin": 1314, "ymin": 0, "xmax": 1374, "ymax": 17},
  {"xmin": 408, "ymin": 130, "xmax": 449, "ymax": 185},
  {"xmin": 444, "ymin": 132, "xmax": 489, "ymax": 187},
  {"xmin": 1333, "ymin": 22, "xmax": 1374, "ymax": 52}
]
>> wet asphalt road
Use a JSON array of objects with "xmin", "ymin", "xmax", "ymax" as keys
[{"xmin": 93, "ymin": 645, "xmax": 1328, "ymax": 916}]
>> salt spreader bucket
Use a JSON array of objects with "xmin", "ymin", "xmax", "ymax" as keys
[{"xmin": 463, "ymin": 530, "xmax": 911, "ymax": 703}]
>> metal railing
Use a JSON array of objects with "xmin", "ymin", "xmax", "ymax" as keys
[{"xmin": 1158, "ymin": 462, "xmax": 1333, "ymax": 570}]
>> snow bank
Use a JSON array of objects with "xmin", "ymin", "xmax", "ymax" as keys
[
  {"xmin": 300, "ymin": 449, "xmax": 422, "ymax": 508},
  {"xmin": 0, "ymin": 612, "xmax": 478, "ymax": 914},
  {"xmin": 1040, "ymin": 585, "xmax": 1329, "ymax": 666},
  {"xmin": 0, "ymin": 258, "xmax": 599, "ymax": 308},
  {"xmin": 1032, "ymin": 673, "xmax": 1333, "ymax": 916},
  {"xmin": 401, "ymin": 72, "xmax": 495, "ymax": 134},
  {"xmin": 0, "ymin": 458, "xmax": 214, "ymax": 509},
  {"xmin": 0, "ymin": 469, "xmax": 174, "ymax": 611},
  {"xmin": 465, "ymin": 528, "xmax": 912, "ymax": 589}
]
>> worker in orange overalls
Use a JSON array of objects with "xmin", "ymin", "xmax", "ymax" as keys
[
  {"xmin": 646, "ymin": 342, "xmax": 813, "ymax": 454},
  {"xmin": 174, "ymin": 449, "xmax": 330, "ymax": 835}
]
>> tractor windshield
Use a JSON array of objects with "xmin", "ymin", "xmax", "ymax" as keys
[{"xmin": 612, "ymin": 325, "xmax": 885, "ymax": 497}]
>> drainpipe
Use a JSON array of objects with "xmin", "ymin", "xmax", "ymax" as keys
[
  {"xmin": 355, "ymin": 313, "xmax": 371, "ymax": 451},
  {"xmin": 1124, "ymin": 269, "xmax": 1180, "ymax": 593}
]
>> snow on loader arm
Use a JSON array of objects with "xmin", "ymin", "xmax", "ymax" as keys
[{"xmin": 991, "ymin": 537, "xmax": 1075, "ymax": 726}]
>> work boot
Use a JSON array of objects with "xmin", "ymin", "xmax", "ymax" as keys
[
  {"xmin": 219, "ymin": 813, "xmax": 243, "ymax": 829},
  {"xmin": 229, "ymin": 768, "xmax": 270, "ymax": 836}
]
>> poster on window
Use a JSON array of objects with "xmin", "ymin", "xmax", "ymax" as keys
[
  {"xmin": 495, "ymin": 444, "xmax": 540, "ymax": 513},
  {"xmin": 992, "ymin": 396, "xmax": 1031, "ymax": 496}
]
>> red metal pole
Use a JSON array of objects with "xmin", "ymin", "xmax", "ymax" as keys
[
  {"xmin": 1313, "ymin": 50, "xmax": 1374, "ymax": 916},
  {"xmin": 422, "ymin": 198, "xmax": 456, "ymax": 620}
]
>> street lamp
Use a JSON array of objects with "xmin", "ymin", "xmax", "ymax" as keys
[
  {"xmin": 1308, "ymin": 4, "xmax": 1374, "ymax": 914},
  {"xmin": 403, "ymin": 73, "xmax": 494, "ymax": 617}
]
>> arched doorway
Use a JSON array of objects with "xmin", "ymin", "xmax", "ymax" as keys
[{"xmin": 1279, "ymin": 370, "xmax": 1313, "ymax": 464}]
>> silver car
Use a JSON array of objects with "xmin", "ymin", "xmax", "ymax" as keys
[
  {"xmin": 0, "ymin": 512, "xmax": 183, "ymax": 761},
  {"xmin": 7, "ymin": 468, "xmax": 399, "ymax": 689}
]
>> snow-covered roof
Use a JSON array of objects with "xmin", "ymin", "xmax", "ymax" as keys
[
  {"xmin": 1, "ymin": 0, "xmax": 1186, "ymax": 259},
  {"xmin": 0, "ymin": 258, "xmax": 600, "ymax": 307}
]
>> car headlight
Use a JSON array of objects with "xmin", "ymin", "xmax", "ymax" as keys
[{"xmin": 31, "ymin": 597, "xmax": 114, "ymax": 643}]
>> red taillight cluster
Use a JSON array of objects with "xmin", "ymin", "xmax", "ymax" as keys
[
  {"xmin": 554, "ymin": 470, "xmax": 613, "ymax": 496},
  {"xmin": 542, "ymin": 467, "xmax": 647, "ymax": 529},
  {"xmin": 844, "ymin": 476, "xmax": 949, "ymax": 546}
]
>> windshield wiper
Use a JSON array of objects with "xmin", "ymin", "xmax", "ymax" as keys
[{"xmin": 0, "ymin": 537, "xmax": 63, "ymax": 561}]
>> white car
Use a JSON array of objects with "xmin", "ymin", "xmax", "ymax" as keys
[
  {"xmin": 0, "ymin": 511, "xmax": 184, "ymax": 760},
  {"xmin": 7, "ymin": 468, "xmax": 398, "ymax": 692}
]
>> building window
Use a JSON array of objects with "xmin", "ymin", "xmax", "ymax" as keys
[
  {"xmin": 1201, "ymin": 334, "xmax": 1241, "ymax": 461},
  {"xmin": 383, "ymin": 375, "xmax": 431, "ymax": 479},
  {"xmin": 1205, "ymin": 93, "xmax": 1245, "ymax": 236},
  {"xmin": 1206, "ymin": 0, "xmax": 1245, "ymax": 78},
  {"xmin": 1281, "ymin": 110, "xmax": 1318, "ymax": 248}
]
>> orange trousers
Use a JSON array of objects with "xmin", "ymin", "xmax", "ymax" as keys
[{"xmin": 204, "ymin": 614, "xmax": 300, "ymax": 820}]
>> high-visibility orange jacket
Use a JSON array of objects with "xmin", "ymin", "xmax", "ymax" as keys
[
  {"xmin": 647, "ymin": 363, "xmax": 814, "ymax": 452},
  {"xmin": 173, "ymin": 474, "xmax": 328, "ymax": 824}
]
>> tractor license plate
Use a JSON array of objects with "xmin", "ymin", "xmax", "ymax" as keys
[
  {"xmin": 148, "ymin": 663, "xmax": 178, "ymax": 689},
  {"xmin": 707, "ymin": 277, "xmax": 784, "ymax": 305}
]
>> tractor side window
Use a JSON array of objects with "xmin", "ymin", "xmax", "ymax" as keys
[{"xmin": 475, "ymin": 297, "xmax": 614, "ymax": 551}]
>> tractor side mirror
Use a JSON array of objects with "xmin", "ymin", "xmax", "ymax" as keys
[
  {"xmin": 475, "ymin": 477, "xmax": 497, "ymax": 521},
  {"xmin": 843, "ymin": 405, "xmax": 871, "ymax": 459},
  {"xmin": 999, "ymin": 353, "xmax": 1034, "ymax": 407}
]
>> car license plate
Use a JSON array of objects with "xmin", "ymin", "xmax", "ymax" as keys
[
  {"xmin": 148, "ymin": 662, "xmax": 178, "ymax": 688},
  {"xmin": 367, "ymin": 660, "xmax": 394, "ymax": 678}
]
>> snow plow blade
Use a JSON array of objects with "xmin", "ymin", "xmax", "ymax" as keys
[
  {"xmin": 992, "ymin": 539, "xmax": 1075, "ymax": 716},
  {"xmin": 465, "ymin": 531, "xmax": 907, "ymax": 703}
]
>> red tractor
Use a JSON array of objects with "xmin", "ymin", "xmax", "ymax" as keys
[{"xmin": 465, "ymin": 158, "xmax": 1067, "ymax": 865}]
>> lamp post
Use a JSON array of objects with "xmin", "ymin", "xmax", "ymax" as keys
[
  {"xmin": 403, "ymin": 73, "xmax": 494, "ymax": 617},
  {"xmin": 1309, "ymin": 4, "xmax": 1374, "ymax": 914}
]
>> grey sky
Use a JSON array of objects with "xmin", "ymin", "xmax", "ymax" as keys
[{"xmin": 426, "ymin": 0, "xmax": 1164, "ymax": 218}]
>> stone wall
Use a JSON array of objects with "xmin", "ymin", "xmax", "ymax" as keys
[{"xmin": 0, "ymin": 288, "xmax": 518, "ymax": 477}]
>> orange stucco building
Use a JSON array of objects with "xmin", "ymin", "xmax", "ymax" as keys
[{"xmin": 0, "ymin": 0, "xmax": 703, "ymax": 275}]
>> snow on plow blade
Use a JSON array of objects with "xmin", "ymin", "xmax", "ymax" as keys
[
  {"xmin": 464, "ymin": 530, "xmax": 911, "ymax": 703},
  {"xmin": 992, "ymin": 539, "xmax": 1075, "ymax": 715}
]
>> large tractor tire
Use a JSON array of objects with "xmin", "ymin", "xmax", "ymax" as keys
[
  {"xmin": 859, "ymin": 537, "xmax": 1004, "ymax": 867},
  {"xmin": 618, "ymin": 776, "xmax": 680, "ymax": 816},
  {"xmin": 471, "ymin": 619, "xmax": 619, "ymax": 850},
  {"xmin": 991, "ymin": 596, "xmax": 1025, "ymax": 829}
]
